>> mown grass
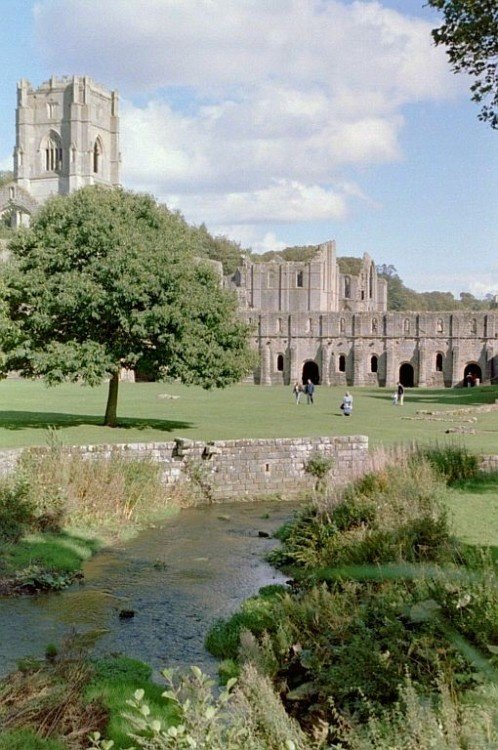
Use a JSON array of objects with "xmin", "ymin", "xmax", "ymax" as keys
[
  {"xmin": 447, "ymin": 471, "xmax": 498, "ymax": 550},
  {"xmin": 0, "ymin": 379, "xmax": 497, "ymax": 452}
]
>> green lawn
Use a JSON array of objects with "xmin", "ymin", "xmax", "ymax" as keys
[
  {"xmin": 0, "ymin": 378, "xmax": 497, "ymax": 453},
  {"xmin": 447, "ymin": 474, "xmax": 498, "ymax": 550}
]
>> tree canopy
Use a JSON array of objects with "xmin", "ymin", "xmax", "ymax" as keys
[
  {"xmin": 0, "ymin": 171, "xmax": 13, "ymax": 189},
  {"xmin": 3, "ymin": 186, "xmax": 255, "ymax": 426},
  {"xmin": 250, "ymin": 245, "xmax": 320, "ymax": 264},
  {"xmin": 428, "ymin": 0, "xmax": 498, "ymax": 127},
  {"xmin": 190, "ymin": 223, "xmax": 244, "ymax": 275}
]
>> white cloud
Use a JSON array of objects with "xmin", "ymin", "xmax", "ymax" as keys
[
  {"xmin": 33, "ymin": 0, "xmax": 460, "ymax": 236},
  {"xmin": 213, "ymin": 227, "xmax": 288, "ymax": 255},
  {"xmin": 34, "ymin": 0, "xmax": 455, "ymax": 100},
  {"xmin": 165, "ymin": 180, "xmax": 348, "ymax": 225}
]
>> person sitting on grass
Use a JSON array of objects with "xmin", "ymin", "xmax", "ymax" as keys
[{"xmin": 341, "ymin": 391, "xmax": 353, "ymax": 416}]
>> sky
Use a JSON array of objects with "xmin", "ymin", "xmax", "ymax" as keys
[{"xmin": 0, "ymin": 0, "xmax": 496, "ymax": 297}]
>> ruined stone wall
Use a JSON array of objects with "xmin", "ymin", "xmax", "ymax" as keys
[
  {"xmin": 248, "ymin": 310, "xmax": 497, "ymax": 388},
  {"xmin": 0, "ymin": 435, "xmax": 369, "ymax": 502},
  {"xmin": 14, "ymin": 76, "xmax": 120, "ymax": 205}
]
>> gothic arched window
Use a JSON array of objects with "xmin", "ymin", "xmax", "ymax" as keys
[
  {"xmin": 276, "ymin": 354, "xmax": 284, "ymax": 372},
  {"xmin": 93, "ymin": 138, "xmax": 103, "ymax": 174},
  {"xmin": 338, "ymin": 354, "xmax": 346, "ymax": 372},
  {"xmin": 297, "ymin": 270, "xmax": 304, "ymax": 288},
  {"xmin": 371, "ymin": 355, "xmax": 378, "ymax": 373},
  {"xmin": 436, "ymin": 353, "xmax": 443, "ymax": 372},
  {"xmin": 369, "ymin": 264, "xmax": 375, "ymax": 298},
  {"xmin": 344, "ymin": 276, "xmax": 351, "ymax": 298},
  {"xmin": 43, "ymin": 131, "xmax": 62, "ymax": 172}
]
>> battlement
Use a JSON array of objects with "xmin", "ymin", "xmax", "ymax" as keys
[{"xmin": 18, "ymin": 75, "xmax": 116, "ymax": 100}]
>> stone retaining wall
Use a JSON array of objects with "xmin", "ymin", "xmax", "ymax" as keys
[
  {"xmin": 0, "ymin": 435, "xmax": 369, "ymax": 501},
  {"xmin": 479, "ymin": 455, "xmax": 498, "ymax": 473}
]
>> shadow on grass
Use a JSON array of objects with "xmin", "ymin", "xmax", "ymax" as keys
[
  {"xmin": 454, "ymin": 472, "xmax": 498, "ymax": 495},
  {"xmin": 369, "ymin": 386, "xmax": 498, "ymax": 408},
  {"xmin": 0, "ymin": 411, "xmax": 193, "ymax": 432}
]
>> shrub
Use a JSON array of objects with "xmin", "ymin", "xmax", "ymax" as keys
[
  {"xmin": 341, "ymin": 677, "xmax": 498, "ymax": 750},
  {"xmin": 212, "ymin": 452, "xmax": 498, "ymax": 728},
  {"xmin": 218, "ymin": 659, "xmax": 240, "ymax": 684},
  {"xmin": 421, "ymin": 443, "xmax": 479, "ymax": 485},
  {"xmin": 270, "ymin": 457, "xmax": 455, "ymax": 574},
  {"xmin": 88, "ymin": 664, "xmax": 312, "ymax": 750},
  {"xmin": 0, "ymin": 477, "xmax": 34, "ymax": 542},
  {"xmin": 304, "ymin": 451, "xmax": 334, "ymax": 494}
]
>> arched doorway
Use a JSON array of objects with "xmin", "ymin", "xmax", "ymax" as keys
[
  {"xmin": 399, "ymin": 362, "xmax": 414, "ymax": 387},
  {"xmin": 302, "ymin": 360, "xmax": 320, "ymax": 385},
  {"xmin": 463, "ymin": 363, "xmax": 482, "ymax": 385}
]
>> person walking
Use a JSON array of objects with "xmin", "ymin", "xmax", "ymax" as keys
[
  {"xmin": 305, "ymin": 379, "xmax": 315, "ymax": 404},
  {"xmin": 341, "ymin": 391, "xmax": 353, "ymax": 416},
  {"xmin": 292, "ymin": 381, "xmax": 302, "ymax": 404},
  {"xmin": 397, "ymin": 382, "xmax": 405, "ymax": 405}
]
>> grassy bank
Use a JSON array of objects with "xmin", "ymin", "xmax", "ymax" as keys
[
  {"xmin": 0, "ymin": 379, "xmax": 497, "ymax": 453},
  {"xmin": 0, "ymin": 444, "xmax": 180, "ymax": 594},
  {"xmin": 1, "ymin": 446, "xmax": 497, "ymax": 748},
  {"xmin": 204, "ymin": 446, "xmax": 498, "ymax": 746}
]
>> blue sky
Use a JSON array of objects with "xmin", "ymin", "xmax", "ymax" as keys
[{"xmin": 0, "ymin": 0, "xmax": 496, "ymax": 297}]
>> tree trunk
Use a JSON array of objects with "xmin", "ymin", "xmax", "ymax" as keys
[{"xmin": 104, "ymin": 372, "xmax": 119, "ymax": 427}]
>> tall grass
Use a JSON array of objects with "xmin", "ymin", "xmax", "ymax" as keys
[
  {"xmin": 418, "ymin": 442, "xmax": 480, "ymax": 485},
  {"xmin": 206, "ymin": 449, "xmax": 498, "ymax": 733},
  {"xmin": 16, "ymin": 443, "xmax": 178, "ymax": 540},
  {"xmin": 0, "ymin": 441, "xmax": 183, "ymax": 589},
  {"xmin": 342, "ymin": 677, "xmax": 498, "ymax": 750}
]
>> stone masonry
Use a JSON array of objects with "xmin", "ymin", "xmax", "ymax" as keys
[
  {"xmin": 0, "ymin": 76, "xmax": 493, "ymax": 392},
  {"xmin": 0, "ymin": 435, "xmax": 369, "ymax": 502},
  {"xmin": 0, "ymin": 75, "xmax": 120, "ymax": 226}
]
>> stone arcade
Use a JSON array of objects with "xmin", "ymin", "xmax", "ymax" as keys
[
  {"xmin": 225, "ymin": 242, "xmax": 496, "ymax": 388},
  {"xmin": 0, "ymin": 76, "xmax": 494, "ymax": 390}
]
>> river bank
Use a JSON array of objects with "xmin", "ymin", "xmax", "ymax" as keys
[{"xmin": 0, "ymin": 498, "xmax": 300, "ymax": 678}]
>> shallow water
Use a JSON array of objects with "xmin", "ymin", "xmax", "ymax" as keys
[{"xmin": 0, "ymin": 500, "xmax": 298, "ymax": 677}]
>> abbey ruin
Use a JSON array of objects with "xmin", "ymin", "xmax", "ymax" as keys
[
  {"xmin": 0, "ymin": 77, "xmax": 494, "ymax": 390},
  {"xmin": 0, "ymin": 75, "xmax": 119, "ymax": 227}
]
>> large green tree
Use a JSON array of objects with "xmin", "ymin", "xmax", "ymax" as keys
[
  {"xmin": 428, "ymin": 0, "xmax": 498, "ymax": 127},
  {"xmin": 3, "ymin": 186, "xmax": 254, "ymax": 426}
]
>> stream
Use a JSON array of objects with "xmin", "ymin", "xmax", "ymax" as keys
[{"xmin": 0, "ymin": 500, "xmax": 298, "ymax": 677}]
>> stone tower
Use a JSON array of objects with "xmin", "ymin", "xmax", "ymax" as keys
[{"xmin": 13, "ymin": 75, "xmax": 120, "ymax": 206}]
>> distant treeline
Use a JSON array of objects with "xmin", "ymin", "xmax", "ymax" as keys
[
  {"xmin": 377, "ymin": 264, "xmax": 496, "ymax": 312},
  {"xmin": 0, "ymin": 193, "xmax": 493, "ymax": 312}
]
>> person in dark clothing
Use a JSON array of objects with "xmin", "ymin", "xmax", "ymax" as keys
[
  {"xmin": 397, "ymin": 382, "xmax": 405, "ymax": 405},
  {"xmin": 305, "ymin": 379, "xmax": 315, "ymax": 404}
]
